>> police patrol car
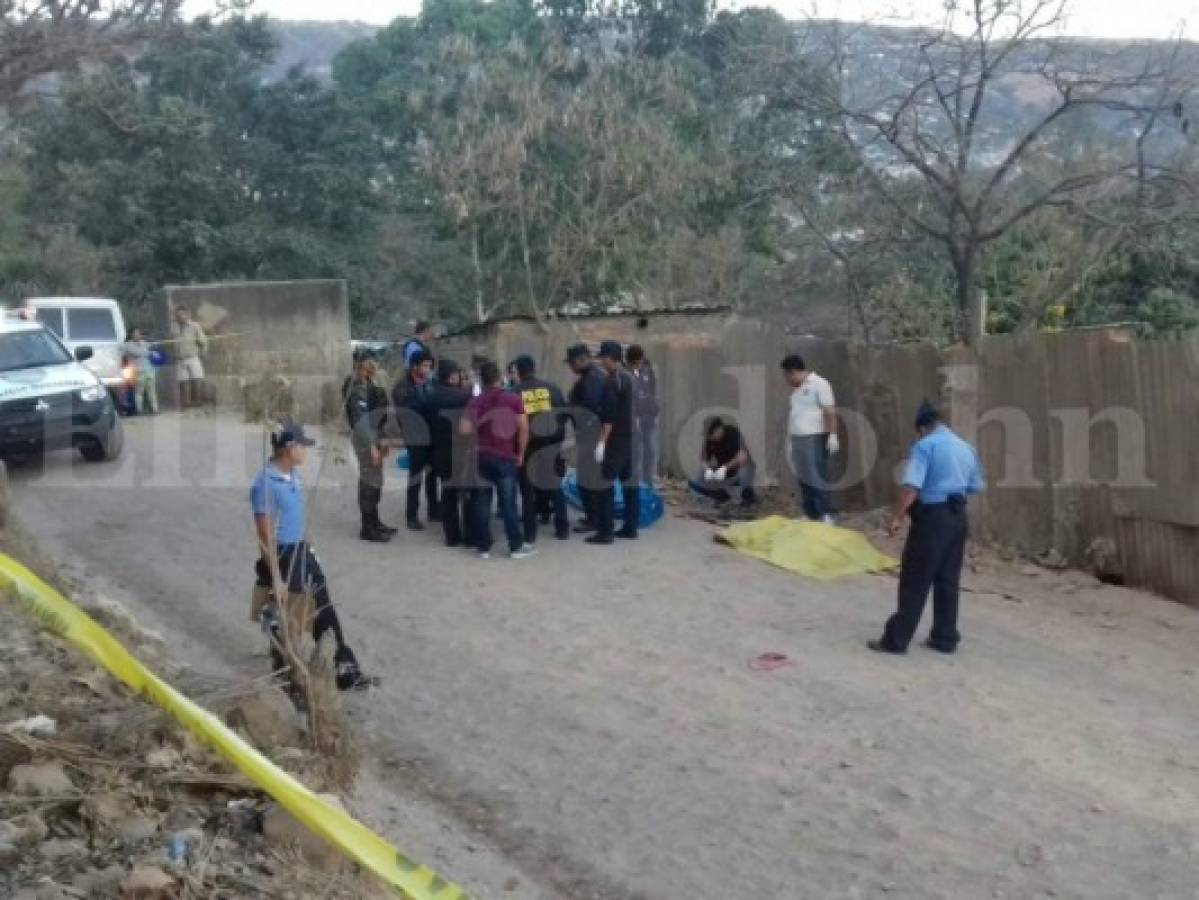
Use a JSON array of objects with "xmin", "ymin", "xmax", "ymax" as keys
[{"xmin": 0, "ymin": 317, "xmax": 124, "ymax": 462}]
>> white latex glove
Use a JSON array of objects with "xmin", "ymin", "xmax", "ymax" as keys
[
  {"xmin": 594, "ymin": 442, "xmax": 606, "ymax": 464},
  {"xmin": 703, "ymin": 467, "xmax": 716, "ymax": 482},
  {"xmin": 827, "ymin": 433, "xmax": 841, "ymax": 456},
  {"xmin": 715, "ymin": 466, "xmax": 728, "ymax": 481}
]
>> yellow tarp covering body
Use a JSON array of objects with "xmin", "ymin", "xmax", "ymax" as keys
[{"xmin": 718, "ymin": 516, "xmax": 898, "ymax": 580}]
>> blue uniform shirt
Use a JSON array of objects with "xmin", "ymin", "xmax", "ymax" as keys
[
  {"xmin": 403, "ymin": 338, "xmax": 430, "ymax": 370},
  {"xmin": 250, "ymin": 464, "xmax": 306, "ymax": 545},
  {"xmin": 902, "ymin": 425, "xmax": 985, "ymax": 504}
]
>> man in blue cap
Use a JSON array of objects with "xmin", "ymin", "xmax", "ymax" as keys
[
  {"xmin": 590, "ymin": 340, "xmax": 640, "ymax": 544},
  {"xmin": 393, "ymin": 350, "xmax": 440, "ymax": 530},
  {"xmin": 251, "ymin": 422, "xmax": 372, "ymax": 691},
  {"xmin": 869, "ymin": 403, "xmax": 984, "ymax": 655},
  {"xmin": 513, "ymin": 354, "xmax": 570, "ymax": 543}
]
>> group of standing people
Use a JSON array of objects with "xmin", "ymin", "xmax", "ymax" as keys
[
  {"xmin": 249, "ymin": 322, "xmax": 983, "ymax": 704},
  {"xmin": 117, "ymin": 305, "xmax": 210, "ymax": 415},
  {"xmin": 343, "ymin": 326, "xmax": 662, "ymax": 559}
]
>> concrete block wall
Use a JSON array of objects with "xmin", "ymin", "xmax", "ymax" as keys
[{"xmin": 160, "ymin": 280, "xmax": 352, "ymax": 423}]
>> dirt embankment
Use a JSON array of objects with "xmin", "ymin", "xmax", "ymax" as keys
[{"xmin": 0, "ymin": 526, "xmax": 389, "ymax": 900}]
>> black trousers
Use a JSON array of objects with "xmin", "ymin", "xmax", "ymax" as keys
[
  {"xmin": 521, "ymin": 448, "xmax": 568, "ymax": 542},
  {"xmin": 406, "ymin": 446, "xmax": 440, "ymax": 522},
  {"xmin": 255, "ymin": 543, "xmax": 345, "ymax": 649},
  {"xmin": 576, "ymin": 439, "xmax": 602, "ymax": 526},
  {"xmin": 596, "ymin": 437, "xmax": 640, "ymax": 539},
  {"xmin": 882, "ymin": 500, "xmax": 968, "ymax": 652},
  {"xmin": 355, "ymin": 447, "xmax": 383, "ymax": 530},
  {"xmin": 440, "ymin": 484, "xmax": 470, "ymax": 547}
]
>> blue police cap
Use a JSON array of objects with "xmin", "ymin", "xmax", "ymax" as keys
[
  {"xmin": 597, "ymin": 340, "xmax": 624, "ymax": 361},
  {"xmin": 272, "ymin": 421, "xmax": 316, "ymax": 449},
  {"xmin": 914, "ymin": 401, "xmax": 941, "ymax": 430}
]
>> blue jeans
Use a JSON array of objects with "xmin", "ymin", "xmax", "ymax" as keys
[
  {"xmin": 473, "ymin": 455, "xmax": 523, "ymax": 553},
  {"xmin": 791, "ymin": 434, "xmax": 835, "ymax": 520},
  {"xmin": 632, "ymin": 418, "xmax": 659, "ymax": 481}
]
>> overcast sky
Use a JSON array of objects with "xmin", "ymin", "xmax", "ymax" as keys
[
  {"xmin": 182, "ymin": 0, "xmax": 1194, "ymax": 38},
  {"xmin": 184, "ymin": 0, "xmax": 1196, "ymax": 39}
]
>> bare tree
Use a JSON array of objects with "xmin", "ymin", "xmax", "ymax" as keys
[
  {"xmin": 418, "ymin": 35, "xmax": 705, "ymax": 322},
  {"xmin": 794, "ymin": 0, "xmax": 1192, "ymax": 343},
  {"xmin": 0, "ymin": 0, "xmax": 182, "ymax": 108}
]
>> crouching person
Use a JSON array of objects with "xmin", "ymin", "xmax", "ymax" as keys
[
  {"xmin": 688, "ymin": 416, "xmax": 756, "ymax": 508},
  {"xmin": 250, "ymin": 422, "xmax": 373, "ymax": 692}
]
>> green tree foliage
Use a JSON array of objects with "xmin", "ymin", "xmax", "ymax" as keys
[
  {"xmin": 331, "ymin": 0, "xmax": 745, "ymax": 326},
  {"xmin": 3, "ymin": 1, "xmax": 1196, "ymax": 342},
  {"xmin": 0, "ymin": 0, "xmax": 181, "ymax": 109},
  {"xmin": 23, "ymin": 14, "xmax": 380, "ymax": 316}
]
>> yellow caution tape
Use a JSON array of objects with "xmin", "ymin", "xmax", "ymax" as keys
[{"xmin": 0, "ymin": 553, "xmax": 470, "ymax": 900}]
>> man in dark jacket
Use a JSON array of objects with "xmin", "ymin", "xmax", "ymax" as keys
[
  {"xmin": 566, "ymin": 343, "xmax": 607, "ymax": 533},
  {"xmin": 513, "ymin": 355, "xmax": 569, "ymax": 543},
  {"xmin": 424, "ymin": 359, "xmax": 476, "ymax": 548},
  {"xmin": 590, "ymin": 340, "xmax": 641, "ymax": 544},
  {"xmin": 625, "ymin": 345, "xmax": 659, "ymax": 484},
  {"xmin": 392, "ymin": 350, "xmax": 440, "ymax": 529},
  {"xmin": 343, "ymin": 355, "xmax": 395, "ymax": 542}
]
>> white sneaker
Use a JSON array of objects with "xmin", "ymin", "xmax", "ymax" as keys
[
  {"xmin": 477, "ymin": 550, "xmax": 491, "ymax": 560},
  {"xmin": 821, "ymin": 515, "xmax": 836, "ymax": 525},
  {"xmin": 510, "ymin": 544, "xmax": 537, "ymax": 560}
]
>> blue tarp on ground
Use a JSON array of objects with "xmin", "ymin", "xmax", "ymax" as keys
[{"xmin": 562, "ymin": 469, "xmax": 665, "ymax": 529}]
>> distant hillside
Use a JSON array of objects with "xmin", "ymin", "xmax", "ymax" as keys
[
  {"xmin": 269, "ymin": 18, "xmax": 1194, "ymax": 158},
  {"xmin": 266, "ymin": 20, "xmax": 381, "ymax": 81}
]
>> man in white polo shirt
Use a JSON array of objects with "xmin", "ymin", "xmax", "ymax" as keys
[{"xmin": 781, "ymin": 354, "xmax": 840, "ymax": 523}]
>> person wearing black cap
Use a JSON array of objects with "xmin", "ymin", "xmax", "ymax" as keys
[
  {"xmin": 590, "ymin": 340, "xmax": 640, "ymax": 544},
  {"xmin": 344, "ymin": 355, "xmax": 395, "ymax": 543},
  {"xmin": 250, "ymin": 422, "xmax": 372, "ymax": 691},
  {"xmin": 869, "ymin": 403, "xmax": 984, "ymax": 656},
  {"xmin": 393, "ymin": 350, "xmax": 440, "ymax": 530},
  {"xmin": 513, "ymin": 354, "xmax": 570, "ymax": 543},
  {"xmin": 566, "ymin": 343, "xmax": 607, "ymax": 533},
  {"xmin": 425, "ymin": 359, "xmax": 476, "ymax": 548}
]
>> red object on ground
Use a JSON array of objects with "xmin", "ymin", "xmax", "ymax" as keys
[{"xmin": 749, "ymin": 652, "xmax": 795, "ymax": 672}]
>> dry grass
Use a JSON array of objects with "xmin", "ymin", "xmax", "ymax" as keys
[{"xmin": 0, "ymin": 519, "xmax": 378, "ymax": 898}]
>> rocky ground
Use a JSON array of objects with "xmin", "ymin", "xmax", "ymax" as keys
[{"xmin": 0, "ymin": 528, "xmax": 389, "ymax": 900}]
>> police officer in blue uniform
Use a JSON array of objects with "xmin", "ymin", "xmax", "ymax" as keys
[
  {"xmin": 870, "ymin": 403, "xmax": 984, "ymax": 655},
  {"xmin": 251, "ymin": 423, "xmax": 373, "ymax": 691}
]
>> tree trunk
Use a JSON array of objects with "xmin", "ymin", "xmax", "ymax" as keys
[
  {"xmin": 517, "ymin": 203, "xmax": 548, "ymax": 332},
  {"xmin": 954, "ymin": 246, "xmax": 986, "ymax": 346},
  {"xmin": 471, "ymin": 225, "xmax": 486, "ymax": 324}
]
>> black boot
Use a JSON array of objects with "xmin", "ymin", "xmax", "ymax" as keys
[{"xmin": 371, "ymin": 513, "xmax": 398, "ymax": 536}]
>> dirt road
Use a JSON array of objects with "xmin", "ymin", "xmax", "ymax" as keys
[{"xmin": 10, "ymin": 414, "xmax": 1199, "ymax": 899}]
